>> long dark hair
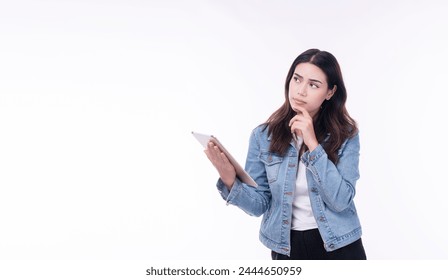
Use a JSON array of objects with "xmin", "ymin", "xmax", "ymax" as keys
[{"xmin": 264, "ymin": 49, "xmax": 358, "ymax": 164}]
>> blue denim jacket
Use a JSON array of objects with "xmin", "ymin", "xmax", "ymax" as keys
[{"xmin": 217, "ymin": 124, "xmax": 362, "ymax": 256}]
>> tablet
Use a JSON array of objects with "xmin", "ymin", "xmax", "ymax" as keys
[{"xmin": 191, "ymin": 131, "xmax": 258, "ymax": 187}]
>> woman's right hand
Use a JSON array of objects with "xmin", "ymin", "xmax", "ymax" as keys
[{"xmin": 204, "ymin": 141, "xmax": 236, "ymax": 189}]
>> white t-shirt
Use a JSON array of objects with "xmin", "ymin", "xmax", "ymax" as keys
[{"xmin": 291, "ymin": 137, "xmax": 318, "ymax": 231}]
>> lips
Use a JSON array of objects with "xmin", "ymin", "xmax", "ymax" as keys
[{"xmin": 293, "ymin": 99, "xmax": 306, "ymax": 105}]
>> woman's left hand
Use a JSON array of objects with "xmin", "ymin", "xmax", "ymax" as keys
[{"xmin": 288, "ymin": 106, "xmax": 319, "ymax": 151}]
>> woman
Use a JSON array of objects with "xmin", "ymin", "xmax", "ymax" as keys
[{"xmin": 205, "ymin": 49, "xmax": 366, "ymax": 260}]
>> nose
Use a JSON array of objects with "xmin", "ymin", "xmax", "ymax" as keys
[{"xmin": 297, "ymin": 83, "xmax": 307, "ymax": 96}]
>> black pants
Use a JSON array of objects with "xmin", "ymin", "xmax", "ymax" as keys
[{"xmin": 272, "ymin": 229, "xmax": 367, "ymax": 260}]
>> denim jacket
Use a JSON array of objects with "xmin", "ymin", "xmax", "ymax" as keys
[{"xmin": 217, "ymin": 124, "xmax": 362, "ymax": 256}]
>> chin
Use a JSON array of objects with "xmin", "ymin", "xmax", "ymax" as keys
[{"xmin": 292, "ymin": 106, "xmax": 307, "ymax": 113}]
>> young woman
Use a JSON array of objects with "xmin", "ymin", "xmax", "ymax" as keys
[{"xmin": 205, "ymin": 49, "xmax": 366, "ymax": 260}]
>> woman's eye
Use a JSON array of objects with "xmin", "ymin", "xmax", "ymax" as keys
[
  {"xmin": 310, "ymin": 83, "xmax": 318, "ymax": 89},
  {"xmin": 293, "ymin": 77, "xmax": 300, "ymax": 83}
]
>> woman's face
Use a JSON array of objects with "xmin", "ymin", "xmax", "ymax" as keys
[{"xmin": 288, "ymin": 62, "xmax": 335, "ymax": 118}]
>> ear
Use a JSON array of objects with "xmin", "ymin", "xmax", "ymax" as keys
[{"xmin": 326, "ymin": 85, "xmax": 337, "ymax": 100}]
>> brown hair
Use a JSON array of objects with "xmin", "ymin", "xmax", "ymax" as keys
[{"xmin": 264, "ymin": 49, "xmax": 358, "ymax": 164}]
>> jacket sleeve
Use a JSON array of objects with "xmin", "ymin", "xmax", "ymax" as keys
[
  {"xmin": 216, "ymin": 128, "xmax": 272, "ymax": 217},
  {"xmin": 301, "ymin": 133, "xmax": 360, "ymax": 212}
]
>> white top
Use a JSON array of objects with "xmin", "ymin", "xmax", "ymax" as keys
[{"xmin": 291, "ymin": 137, "xmax": 318, "ymax": 231}]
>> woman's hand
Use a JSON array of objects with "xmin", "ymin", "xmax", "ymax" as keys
[
  {"xmin": 288, "ymin": 106, "xmax": 319, "ymax": 151},
  {"xmin": 204, "ymin": 141, "xmax": 236, "ymax": 189}
]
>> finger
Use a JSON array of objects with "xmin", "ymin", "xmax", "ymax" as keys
[
  {"xmin": 205, "ymin": 141, "xmax": 216, "ymax": 154},
  {"xmin": 213, "ymin": 145, "xmax": 225, "ymax": 162},
  {"xmin": 289, "ymin": 108, "xmax": 307, "ymax": 126},
  {"xmin": 290, "ymin": 122, "xmax": 301, "ymax": 135},
  {"xmin": 205, "ymin": 142, "xmax": 220, "ymax": 162},
  {"xmin": 289, "ymin": 115, "xmax": 301, "ymax": 127},
  {"xmin": 294, "ymin": 105, "xmax": 311, "ymax": 119},
  {"xmin": 218, "ymin": 150, "xmax": 231, "ymax": 165},
  {"xmin": 289, "ymin": 114, "xmax": 306, "ymax": 129},
  {"xmin": 210, "ymin": 144, "xmax": 230, "ymax": 166},
  {"xmin": 208, "ymin": 144, "xmax": 234, "ymax": 171},
  {"xmin": 291, "ymin": 127, "xmax": 303, "ymax": 138},
  {"xmin": 288, "ymin": 117, "xmax": 295, "ymax": 127},
  {"xmin": 290, "ymin": 122, "xmax": 296, "ymax": 134},
  {"xmin": 290, "ymin": 119, "xmax": 305, "ymax": 136},
  {"xmin": 204, "ymin": 145, "xmax": 215, "ymax": 162}
]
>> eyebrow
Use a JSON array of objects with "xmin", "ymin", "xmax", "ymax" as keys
[{"xmin": 294, "ymin": 73, "xmax": 323, "ymax": 84}]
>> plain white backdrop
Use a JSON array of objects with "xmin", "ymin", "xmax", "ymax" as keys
[{"xmin": 1, "ymin": 0, "xmax": 447, "ymax": 260}]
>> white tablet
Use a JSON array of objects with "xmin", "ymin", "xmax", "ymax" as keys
[{"xmin": 192, "ymin": 131, "xmax": 258, "ymax": 187}]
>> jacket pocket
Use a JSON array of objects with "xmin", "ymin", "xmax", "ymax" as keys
[{"xmin": 259, "ymin": 152, "xmax": 283, "ymax": 183}]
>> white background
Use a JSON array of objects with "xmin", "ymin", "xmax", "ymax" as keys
[{"xmin": 0, "ymin": 0, "xmax": 447, "ymax": 260}]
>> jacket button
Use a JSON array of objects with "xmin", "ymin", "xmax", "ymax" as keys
[
  {"xmin": 329, "ymin": 244, "xmax": 335, "ymax": 249},
  {"xmin": 283, "ymin": 220, "xmax": 289, "ymax": 225},
  {"xmin": 319, "ymin": 216, "xmax": 325, "ymax": 222},
  {"xmin": 310, "ymin": 155, "xmax": 315, "ymax": 161},
  {"xmin": 311, "ymin": 187, "xmax": 318, "ymax": 193}
]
